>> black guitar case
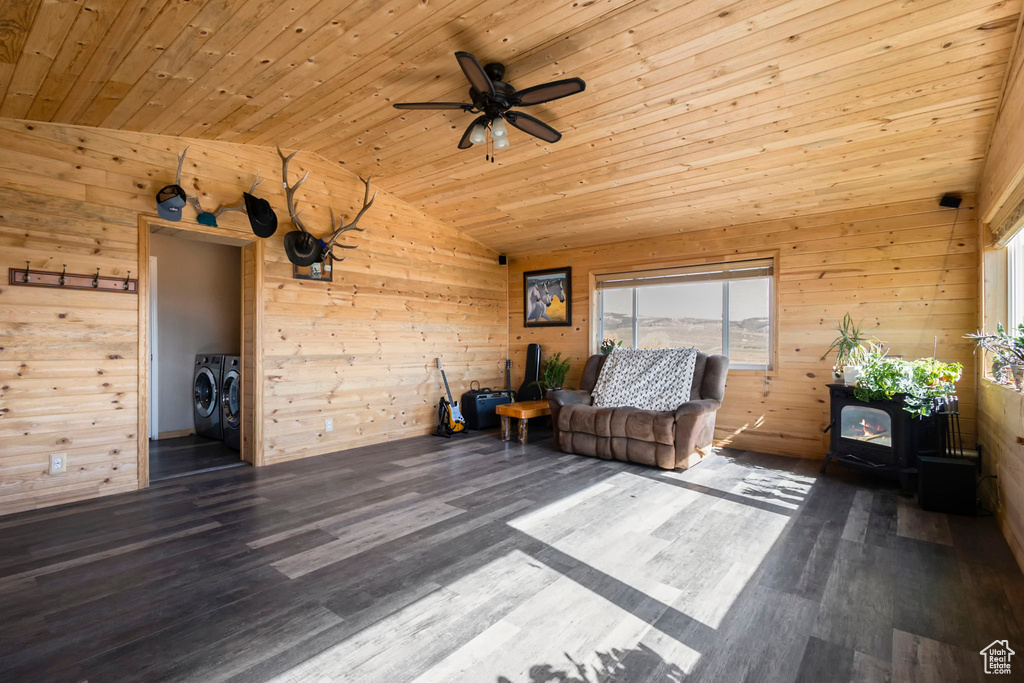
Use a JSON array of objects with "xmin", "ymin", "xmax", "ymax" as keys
[{"xmin": 517, "ymin": 343, "xmax": 543, "ymax": 401}]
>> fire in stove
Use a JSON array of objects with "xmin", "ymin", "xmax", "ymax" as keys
[
  {"xmin": 853, "ymin": 418, "xmax": 888, "ymax": 440},
  {"xmin": 840, "ymin": 407, "xmax": 892, "ymax": 447}
]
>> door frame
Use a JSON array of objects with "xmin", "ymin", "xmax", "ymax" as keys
[
  {"xmin": 137, "ymin": 215, "xmax": 265, "ymax": 488},
  {"xmin": 148, "ymin": 255, "xmax": 159, "ymax": 439}
]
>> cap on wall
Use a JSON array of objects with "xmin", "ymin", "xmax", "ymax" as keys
[
  {"xmin": 156, "ymin": 185, "xmax": 186, "ymax": 221},
  {"xmin": 196, "ymin": 212, "xmax": 218, "ymax": 227}
]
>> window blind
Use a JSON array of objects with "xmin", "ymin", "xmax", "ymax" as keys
[
  {"xmin": 992, "ymin": 193, "xmax": 1024, "ymax": 246},
  {"xmin": 1009, "ymin": 231, "xmax": 1024, "ymax": 329},
  {"xmin": 595, "ymin": 258, "xmax": 774, "ymax": 290}
]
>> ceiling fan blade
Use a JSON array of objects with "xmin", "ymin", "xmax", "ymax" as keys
[
  {"xmin": 454, "ymin": 51, "xmax": 495, "ymax": 98},
  {"xmin": 503, "ymin": 111, "xmax": 562, "ymax": 143},
  {"xmin": 515, "ymin": 78, "xmax": 586, "ymax": 106},
  {"xmin": 393, "ymin": 102, "xmax": 473, "ymax": 110},
  {"xmin": 458, "ymin": 115, "xmax": 488, "ymax": 149}
]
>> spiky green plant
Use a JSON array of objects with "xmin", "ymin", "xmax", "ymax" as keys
[{"xmin": 821, "ymin": 314, "xmax": 876, "ymax": 372}]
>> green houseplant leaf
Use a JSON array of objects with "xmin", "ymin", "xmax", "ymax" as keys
[
  {"xmin": 600, "ymin": 338, "xmax": 623, "ymax": 354},
  {"xmin": 531, "ymin": 352, "xmax": 572, "ymax": 392},
  {"xmin": 852, "ymin": 355, "xmax": 962, "ymax": 417},
  {"xmin": 821, "ymin": 314, "xmax": 877, "ymax": 372},
  {"xmin": 964, "ymin": 323, "xmax": 1024, "ymax": 365}
]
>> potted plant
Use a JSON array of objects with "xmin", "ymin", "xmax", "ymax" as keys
[
  {"xmin": 600, "ymin": 338, "xmax": 623, "ymax": 354},
  {"xmin": 843, "ymin": 342, "xmax": 883, "ymax": 385},
  {"xmin": 854, "ymin": 354, "xmax": 963, "ymax": 417},
  {"xmin": 532, "ymin": 352, "xmax": 572, "ymax": 392},
  {"xmin": 820, "ymin": 314, "xmax": 877, "ymax": 383},
  {"xmin": 965, "ymin": 323, "xmax": 1024, "ymax": 389}
]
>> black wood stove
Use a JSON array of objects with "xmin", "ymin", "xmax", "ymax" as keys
[{"xmin": 822, "ymin": 384, "xmax": 948, "ymax": 490}]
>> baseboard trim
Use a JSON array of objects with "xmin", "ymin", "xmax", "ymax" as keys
[{"xmin": 156, "ymin": 429, "xmax": 194, "ymax": 440}]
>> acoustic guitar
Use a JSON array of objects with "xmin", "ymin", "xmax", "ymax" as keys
[{"xmin": 435, "ymin": 358, "xmax": 466, "ymax": 436}]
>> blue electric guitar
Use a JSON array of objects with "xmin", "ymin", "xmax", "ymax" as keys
[{"xmin": 435, "ymin": 358, "xmax": 466, "ymax": 436}]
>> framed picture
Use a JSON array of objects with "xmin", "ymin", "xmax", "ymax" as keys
[
  {"xmin": 523, "ymin": 267, "xmax": 572, "ymax": 327},
  {"xmin": 293, "ymin": 255, "xmax": 333, "ymax": 282}
]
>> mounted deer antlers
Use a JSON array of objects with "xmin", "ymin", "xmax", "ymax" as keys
[
  {"xmin": 323, "ymin": 175, "xmax": 375, "ymax": 262},
  {"xmin": 277, "ymin": 146, "xmax": 375, "ymax": 264},
  {"xmin": 177, "ymin": 146, "xmax": 265, "ymax": 217},
  {"xmin": 187, "ymin": 171, "xmax": 264, "ymax": 217},
  {"xmin": 277, "ymin": 146, "xmax": 310, "ymax": 233}
]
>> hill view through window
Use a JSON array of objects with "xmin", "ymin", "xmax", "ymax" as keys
[{"xmin": 596, "ymin": 260, "xmax": 773, "ymax": 368}]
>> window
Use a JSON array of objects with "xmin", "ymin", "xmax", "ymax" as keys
[
  {"xmin": 596, "ymin": 258, "xmax": 774, "ymax": 369},
  {"xmin": 1009, "ymin": 229, "xmax": 1024, "ymax": 330}
]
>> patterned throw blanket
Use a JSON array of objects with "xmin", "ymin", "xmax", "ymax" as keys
[{"xmin": 592, "ymin": 347, "xmax": 698, "ymax": 411}]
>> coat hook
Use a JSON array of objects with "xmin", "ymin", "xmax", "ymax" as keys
[
  {"xmin": 23, "ymin": 261, "xmax": 29, "ymax": 283},
  {"xmin": 92, "ymin": 269, "xmax": 100, "ymax": 288},
  {"xmin": 123, "ymin": 270, "xmax": 131, "ymax": 291},
  {"xmin": 59, "ymin": 264, "xmax": 67, "ymax": 286}
]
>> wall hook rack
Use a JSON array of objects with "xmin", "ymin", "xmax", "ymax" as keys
[{"xmin": 8, "ymin": 266, "xmax": 138, "ymax": 293}]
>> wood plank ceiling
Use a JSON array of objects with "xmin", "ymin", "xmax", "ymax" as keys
[{"xmin": 0, "ymin": 0, "xmax": 1020, "ymax": 255}]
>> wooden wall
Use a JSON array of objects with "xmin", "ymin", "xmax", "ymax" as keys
[
  {"xmin": 241, "ymin": 240, "xmax": 262, "ymax": 465},
  {"xmin": 0, "ymin": 119, "xmax": 506, "ymax": 515},
  {"xmin": 508, "ymin": 198, "xmax": 978, "ymax": 459},
  {"xmin": 978, "ymin": 379, "xmax": 1024, "ymax": 571},
  {"xmin": 970, "ymin": 202, "xmax": 1022, "ymax": 576},
  {"xmin": 259, "ymin": 164, "xmax": 506, "ymax": 465},
  {"xmin": 976, "ymin": 16, "xmax": 1024, "ymax": 571},
  {"xmin": 975, "ymin": 220, "xmax": 1022, "ymax": 573},
  {"xmin": 980, "ymin": 8, "xmax": 1024, "ymax": 228}
]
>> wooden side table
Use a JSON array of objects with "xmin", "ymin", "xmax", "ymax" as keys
[{"xmin": 495, "ymin": 400, "xmax": 551, "ymax": 444}]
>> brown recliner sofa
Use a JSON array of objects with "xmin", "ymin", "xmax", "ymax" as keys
[{"xmin": 548, "ymin": 352, "xmax": 729, "ymax": 470}]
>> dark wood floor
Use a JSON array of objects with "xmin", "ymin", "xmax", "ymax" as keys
[
  {"xmin": 149, "ymin": 434, "xmax": 248, "ymax": 482},
  {"xmin": 1, "ymin": 430, "xmax": 1021, "ymax": 682}
]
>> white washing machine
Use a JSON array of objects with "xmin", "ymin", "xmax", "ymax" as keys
[
  {"xmin": 220, "ymin": 356, "xmax": 241, "ymax": 451},
  {"xmin": 193, "ymin": 354, "xmax": 223, "ymax": 440}
]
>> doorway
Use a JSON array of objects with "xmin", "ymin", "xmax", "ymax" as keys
[{"xmin": 138, "ymin": 218, "xmax": 264, "ymax": 487}]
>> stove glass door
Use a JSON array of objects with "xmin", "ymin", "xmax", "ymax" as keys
[{"xmin": 840, "ymin": 405, "xmax": 892, "ymax": 447}]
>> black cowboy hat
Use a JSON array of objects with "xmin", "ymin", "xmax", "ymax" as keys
[
  {"xmin": 243, "ymin": 192, "xmax": 277, "ymax": 238},
  {"xmin": 283, "ymin": 230, "xmax": 322, "ymax": 266}
]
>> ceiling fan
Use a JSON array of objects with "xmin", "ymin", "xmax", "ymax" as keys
[{"xmin": 392, "ymin": 52, "xmax": 586, "ymax": 155}]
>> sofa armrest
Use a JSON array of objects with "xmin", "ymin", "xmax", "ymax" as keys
[
  {"xmin": 674, "ymin": 399, "xmax": 721, "ymax": 418},
  {"xmin": 673, "ymin": 399, "xmax": 723, "ymax": 470},
  {"xmin": 547, "ymin": 389, "xmax": 592, "ymax": 407},
  {"xmin": 547, "ymin": 390, "xmax": 591, "ymax": 448}
]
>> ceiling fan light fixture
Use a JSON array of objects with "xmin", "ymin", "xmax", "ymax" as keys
[
  {"xmin": 469, "ymin": 122, "xmax": 487, "ymax": 145},
  {"xmin": 394, "ymin": 52, "xmax": 586, "ymax": 158}
]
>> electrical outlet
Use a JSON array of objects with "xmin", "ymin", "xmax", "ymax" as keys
[
  {"xmin": 49, "ymin": 453, "xmax": 67, "ymax": 475},
  {"xmin": 324, "ymin": 418, "xmax": 334, "ymax": 433}
]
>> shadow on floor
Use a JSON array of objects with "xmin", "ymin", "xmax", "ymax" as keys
[{"xmin": 498, "ymin": 644, "xmax": 686, "ymax": 683}]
